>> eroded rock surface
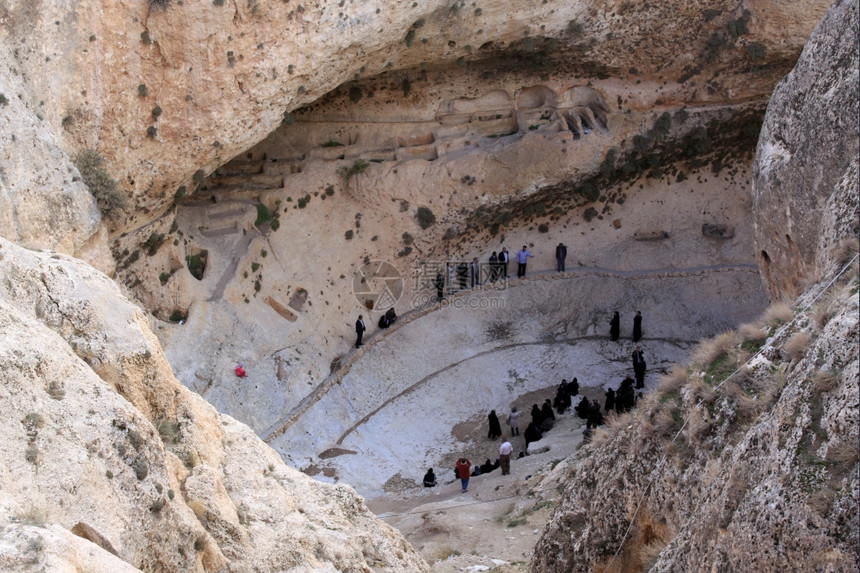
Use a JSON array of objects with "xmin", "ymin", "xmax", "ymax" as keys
[
  {"xmin": 752, "ymin": 0, "xmax": 859, "ymax": 299},
  {"xmin": 0, "ymin": 238, "xmax": 427, "ymax": 572},
  {"xmin": 532, "ymin": 2, "xmax": 860, "ymax": 570}
]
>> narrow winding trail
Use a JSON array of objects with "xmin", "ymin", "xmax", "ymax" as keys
[{"xmin": 261, "ymin": 261, "xmax": 759, "ymax": 443}]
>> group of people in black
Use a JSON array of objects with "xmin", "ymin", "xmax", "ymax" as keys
[{"xmin": 610, "ymin": 310, "xmax": 643, "ymax": 342}]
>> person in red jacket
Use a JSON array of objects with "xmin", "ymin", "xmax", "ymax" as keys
[{"xmin": 455, "ymin": 457, "xmax": 472, "ymax": 492}]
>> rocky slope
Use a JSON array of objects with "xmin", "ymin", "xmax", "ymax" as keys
[
  {"xmin": 532, "ymin": 1, "xmax": 859, "ymax": 570},
  {"xmin": 0, "ymin": 237, "xmax": 428, "ymax": 572},
  {"xmin": 752, "ymin": 0, "xmax": 859, "ymax": 299}
]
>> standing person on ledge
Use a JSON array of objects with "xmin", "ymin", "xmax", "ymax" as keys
[
  {"xmin": 355, "ymin": 315, "xmax": 366, "ymax": 347},
  {"xmin": 516, "ymin": 245, "xmax": 534, "ymax": 278},
  {"xmin": 499, "ymin": 247, "xmax": 510, "ymax": 278},
  {"xmin": 489, "ymin": 251, "xmax": 499, "ymax": 282},
  {"xmin": 509, "ymin": 406, "xmax": 520, "ymax": 436},
  {"xmin": 499, "ymin": 438, "xmax": 513, "ymax": 475},
  {"xmin": 555, "ymin": 242, "xmax": 568, "ymax": 272},
  {"xmin": 487, "ymin": 410, "xmax": 502, "ymax": 441},
  {"xmin": 632, "ymin": 345, "xmax": 647, "ymax": 389},
  {"xmin": 633, "ymin": 310, "xmax": 643, "ymax": 342},
  {"xmin": 610, "ymin": 311, "xmax": 620, "ymax": 341},
  {"xmin": 455, "ymin": 457, "xmax": 472, "ymax": 492},
  {"xmin": 470, "ymin": 257, "xmax": 480, "ymax": 288}
]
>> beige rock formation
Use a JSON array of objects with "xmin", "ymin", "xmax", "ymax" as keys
[
  {"xmin": 0, "ymin": 0, "xmax": 853, "ymax": 571},
  {"xmin": 0, "ymin": 237, "xmax": 428, "ymax": 572},
  {"xmin": 532, "ymin": 1, "xmax": 860, "ymax": 569},
  {"xmin": 0, "ymin": 0, "xmax": 829, "ymax": 241},
  {"xmin": 752, "ymin": 0, "xmax": 859, "ymax": 299}
]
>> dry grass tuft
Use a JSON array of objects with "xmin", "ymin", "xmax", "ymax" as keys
[
  {"xmin": 738, "ymin": 321, "xmax": 767, "ymax": 343},
  {"xmin": 683, "ymin": 407, "xmax": 708, "ymax": 442},
  {"xmin": 811, "ymin": 293, "xmax": 836, "ymax": 330},
  {"xmin": 807, "ymin": 489, "xmax": 835, "ymax": 516},
  {"xmin": 657, "ymin": 364, "xmax": 689, "ymax": 395},
  {"xmin": 825, "ymin": 442, "xmax": 859, "ymax": 469},
  {"xmin": 720, "ymin": 379, "xmax": 759, "ymax": 421},
  {"xmin": 762, "ymin": 302, "xmax": 794, "ymax": 328},
  {"xmin": 831, "ymin": 237, "xmax": 858, "ymax": 270},
  {"xmin": 813, "ymin": 370, "xmax": 840, "ymax": 393},
  {"xmin": 651, "ymin": 408, "xmax": 679, "ymax": 436},
  {"xmin": 605, "ymin": 410, "xmax": 632, "ymax": 429},
  {"xmin": 784, "ymin": 331, "xmax": 810, "ymax": 362},
  {"xmin": 590, "ymin": 428, "xmax": 611, "ymax": 446},
  {"xmin": 690, "ymin": 331, "xmax": 739, "ymax": 367},
  {"xmin": 686, "ymin": 376, "xmax": 716, "ymax": 405}
]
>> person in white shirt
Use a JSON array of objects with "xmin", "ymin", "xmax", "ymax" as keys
[{"xmin": 499, "ymin": 439, "xmax": 513, "ymax": 475}]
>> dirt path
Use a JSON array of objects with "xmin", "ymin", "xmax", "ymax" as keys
[{"xmin": 261, "ymin": 262, "xmax": 756, "ymax": 443}]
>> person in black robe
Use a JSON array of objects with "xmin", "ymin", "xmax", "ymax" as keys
[
  {"xmin": 541, "ymin": 400, "xmax": 555, "ymax": 422},
  {"xmin": 434, "ymin": 273, "xmax": 445, "ymax": 301},
  {"xmin": 632, "ymin": 346, "xmax": 646, "ymax": 388},
  {"xmin": 610, "ymin": 311, "xmax": 620, "ymax": 341},
  {"xmin": 605, "ymin": 387, "xmax": 616, "ymax": 412},
  {"xmin": 524, "ymin": 421, "xmax": 543, "ymax": 449},
  {"xmin": 570, "ymin": 377, "xmax": 579, "ymax": 396},
  {"xmin": 457, "ymin": 262, "xmax": 469, "ymax": 291},
  {"xmin": 530, "ymin": 404, "xmax": 544, "ymax": 428},
  {"xmin": 586, "ymin": 399, "xmax": 603, "ymax": 429},
  {"xmin": 423, "ymin": 468, "xmax": 437, "ymax": 487},
  {"xmin": 632, "ymin": 310, "xmax": 643, "ymax": 342},
  {"xmin": 489, "ymin": 252, "xmax": 499, "ymax": 282},
  {"xmin": 540, "ymin": 416, "xmax": 554, "ymax": 432},
  {"xmin": 487, "ymin": 410, "xmax": 502, "ymax": 440},
  {"xmin": 480, "ymin": 458, "xmax": 495, "ymax": 474},
  {"xmin": 553, "ymin": 381, "xmax": 571, "ymax": 414},
  {"xmin": 617, "ymin": 374, "xmax": 635, "ymax": 413},
  {"xmin": 385, "ymin": 307, "xmax": 397, "ymax": 325},
  {"xmin": 575, "ymin": 396, "xmax": 590, "ymax": 419}
]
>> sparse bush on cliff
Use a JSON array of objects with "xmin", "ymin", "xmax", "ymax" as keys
[
  {"xmin": 138, "ymin": 84, "xmax": 148, "ymax": 97},
  {"xmin": 415, "ymin": 206, "xmax": 436, "ymax": 229},
  {"xmin": 73, "ymin": 149, "xmax": 128, "ymax": 217},
  {"xmin": 254, "ymin": 203, "xmax": 271, "ymax": 226},
  {"xmin": 339, "ymin": 159, "xmax": 369, "ymax": 182}
]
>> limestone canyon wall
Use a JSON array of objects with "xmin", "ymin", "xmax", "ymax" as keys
[
  {"xmin": 532, "ymin": 1, "xmax": 859, "ymax": 570},
  {"xmin": 0, "ymin": 236, "xmax": 428, "ymax": 572}
]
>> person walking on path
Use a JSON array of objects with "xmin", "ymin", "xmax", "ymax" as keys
[
  {"xmin": 610, "ymin": 311, "xmax": 620, "ymax": 341},
  {"xmin": 509, "ymin": 407, "xmax": 520, "ymax": 436},
  {"xmin": 355, "ymin": 315, "xmax": 366, "ymax": 347},
  {"xmin": 632, "ymin": 345, "xmax": 646, "ymax": 388},
  {"xmin": 499, "ymin": 439, "xmax": 513, "ymax": 475},
  {"xmin": 632, "ymin": 310, "xmax": 643, "ymax": 342},
  {"xmin": 555, "ymin": 242, "xmax": 567, "ymax": 272},
  {"xmin": 487, "ymin": 410, "xmax": 502, "ymax": 440},
  {"xmin": 455, "ymin": 457, "xmax": 472, "ymax": 492},
  {"xmin": 516, "ymin": 245, "xmax": 534, "ymax": 278}
]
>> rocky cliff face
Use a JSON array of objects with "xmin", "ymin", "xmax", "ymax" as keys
[
  {"xmin": 532, "ymin": 2, "xmax": 859, "ymax": 570},
  {"xmin": 752, "ymin": 0, "xmax": 859, "ymax": 300},
  {"xmin": 0, "ymin": 0, "xmax": 852, "ymax": 571},
  {"xmin": 0, "ymin": 0, "xmax": 829, "ymax": 246},
  {"xmin": 0, "ymin": 237, "xmax": 427, "ymax": 572}
]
